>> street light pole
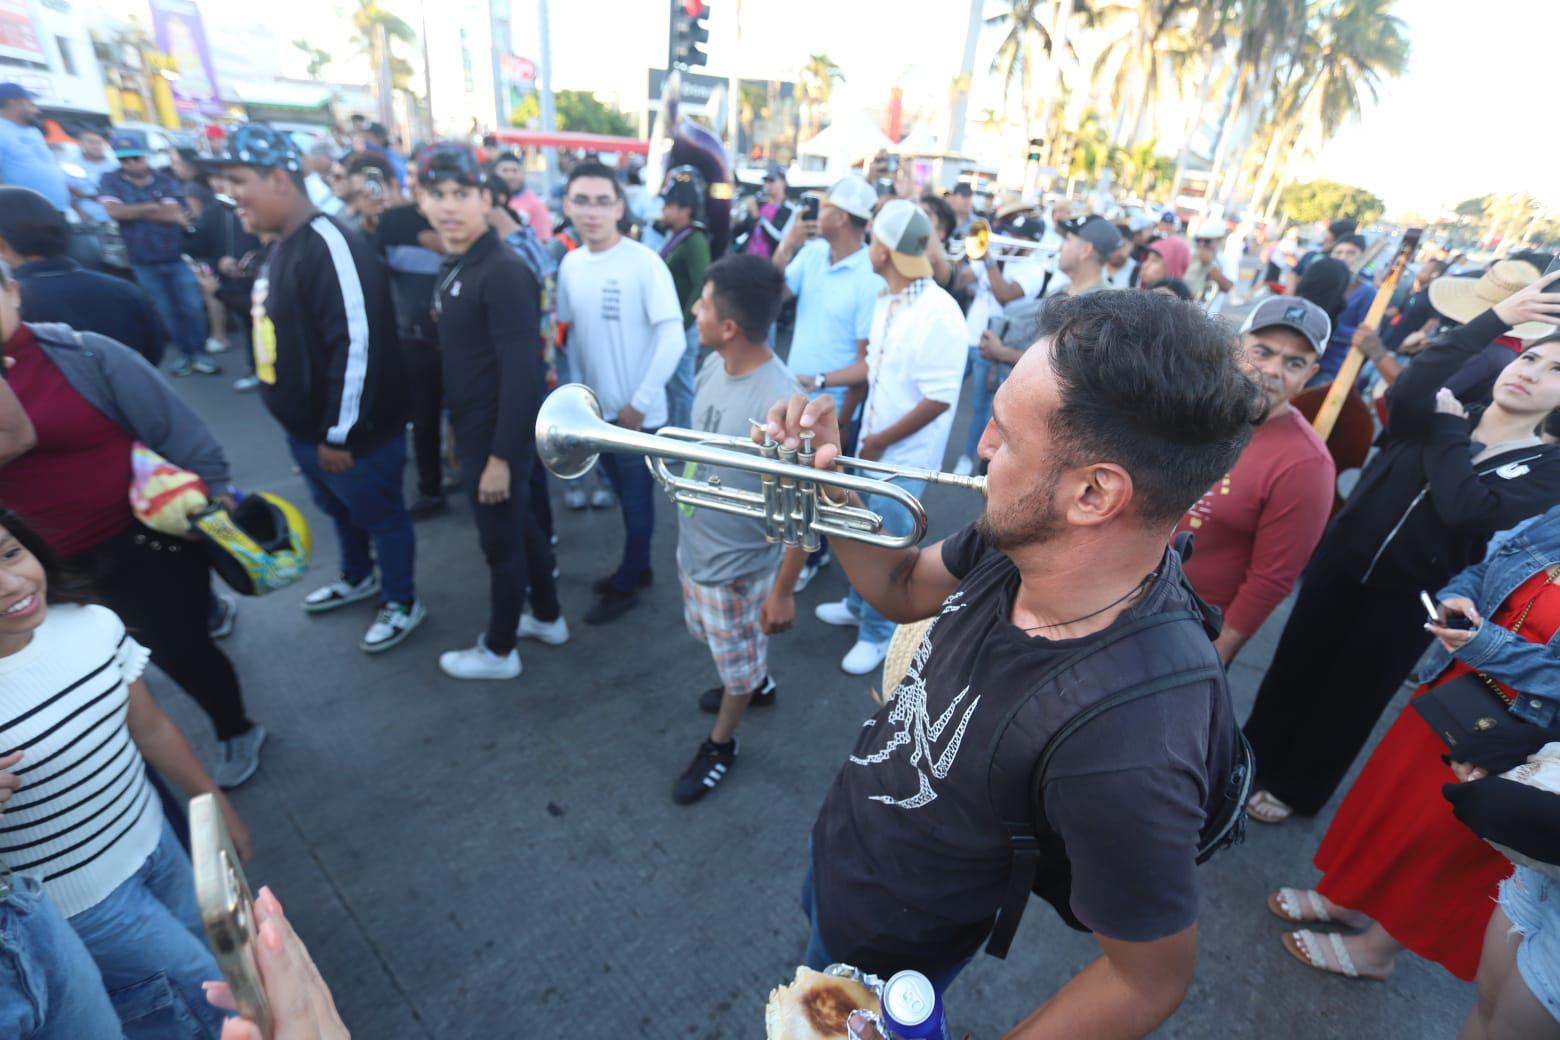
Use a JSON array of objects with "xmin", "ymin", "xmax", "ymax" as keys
[{"xmin": 536, "ymin": 0, "xmax": 559, "ymax": 197}]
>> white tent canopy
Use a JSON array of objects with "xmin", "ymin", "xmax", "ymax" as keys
[{"xmin": 796, "ymin": 110, "xmax": 893, "ymax": 172}]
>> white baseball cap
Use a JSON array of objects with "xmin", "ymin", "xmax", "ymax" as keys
[
  {"xmin": 871, "ymin": 199, "xmax": 934, "ymax": 280},
  {"xmin": 824, "ymin": 175, "xmax": 876, "ymax": 221}
]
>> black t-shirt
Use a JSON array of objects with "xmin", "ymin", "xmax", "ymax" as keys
[
  {"xmin": 374, "ymin": 203, "xmax": 441, "ymax": 343},
  {"xmin": 1381, "ymin": 285, "xmax": 1436, "ymax": 351},
  {"xmin": 811, "ymin": 524, "xmax": 1233, "ymax": 976}
]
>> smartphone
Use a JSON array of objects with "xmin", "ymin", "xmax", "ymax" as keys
[
  {"xmin": 801, "ymin": 194, "xmax": 819, "ymax": 222},
  {"xmin": 191, "ymin": 794, "xmax": 271, "ymax": 1034},
  {"xmin": 1420, "ymin": 591, "xmax": 1474, "ymax": 629}
]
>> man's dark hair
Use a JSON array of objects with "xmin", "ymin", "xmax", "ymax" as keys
[
  {"xmin": 1332, "ymin": 233, "xmax": 1367, "ymax": 253},
  {"xmin": 347, "ymin": 152, "xmax": 395, "ymax": 182},
  {"xmin": 1328, "ymin": 218, "xmax": 1358, "ymax": 240},
  {"xmin": 847, "ymin": 213, "xmax": 869, "ymax": 233},
  {"xmin": 565, "ymin": 160, "xmax": 623, "ymax": 200},
  {"xmin": 0, "ymin": 186, "xmax": 68, "ymax": 257},
  {"xmin": 703, "ymin": 255, "xmax": 783, "ymax": 343},
  {"xmin": 1148, "ymin": 277, "xmax": 1193, "ymax": 301},
  {"xmin": 1038, "ymin": 292, "xmax": 1262, "ymax": 527},
  {"xmin": 949, "ymin": 182, "xmax": 973, "ymax": 197},
  {"xmin": 919, "ymin": 193, "xmax": 956, "ymax": 239}
]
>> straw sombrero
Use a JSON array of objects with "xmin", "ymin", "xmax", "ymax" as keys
[
  {"xmin": 1428, "ymin": 260, "xmax": 1553, "ymax": 340},
  {"xmin": 878, "ymin": 617, "xmax": 935, "ymax": 703}
]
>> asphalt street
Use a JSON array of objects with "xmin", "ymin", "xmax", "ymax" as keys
[{"xmin": 152, "ymin": 324, "xmax": 1473, "ymax": 1039}]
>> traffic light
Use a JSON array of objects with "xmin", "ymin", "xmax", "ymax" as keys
[
  {"xmin": 670, "ymin": 0, "xmax": 712, "ymax": 69},
  {"xmin": 1026, "ymin": 137, "xmax": 1044, "ymax": 163}
]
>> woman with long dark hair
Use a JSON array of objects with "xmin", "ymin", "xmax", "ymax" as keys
[
  {"xmin": 0, "ymin": 259, "xmax": 265, "ymax": 786},
  {"xmin": 0, "ymin": 508, "xmax": 250, "ymax": 1037}
]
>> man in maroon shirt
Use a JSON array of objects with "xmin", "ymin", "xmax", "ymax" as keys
[{"xmin": 1176, "ymin": 296, "xmax": 1337, "ymax": 662}]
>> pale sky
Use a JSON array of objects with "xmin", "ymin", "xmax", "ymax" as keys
[{"xmin": 94, "ymin": 0, "xmax": 1552, "ymax": 216}]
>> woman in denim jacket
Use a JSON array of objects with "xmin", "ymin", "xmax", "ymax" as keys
[{"xmin": 1267, "ymin": 502, "xmax": 1560, "ymax": 984}]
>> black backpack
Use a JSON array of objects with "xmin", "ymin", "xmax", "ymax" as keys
[{"xmin": 983, "ymin": 597, "xmax": 1254, "ymax": 959}]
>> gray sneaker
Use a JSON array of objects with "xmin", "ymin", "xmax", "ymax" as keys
[
  {"xmin": 215, "ymin": 724, "xmax": 267, "ymax": 788},
  {"xmin": 361, "ymin": 600, "xmax": 426, "ymax": 653}
]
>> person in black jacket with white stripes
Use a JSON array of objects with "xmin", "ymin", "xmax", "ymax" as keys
[
  {"xmin": 210, "ymin": 124, "xmax": 423, "ymax": 655},
  {"xmin": 416, "ymin": 143, "xmax": 566, "ymax": 680},
  {"xmin": 1244, "ymin": 270, "xmax": 1560, "ymax": 824}
]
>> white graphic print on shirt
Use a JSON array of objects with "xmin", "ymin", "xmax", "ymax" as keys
[{"xmin": 850, "ymin": 591, "xmax": 978, "ymax": 809}]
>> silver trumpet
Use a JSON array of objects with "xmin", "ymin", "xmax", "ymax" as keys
[{"xmin": 535, "ymin": 384, "xmax": 985, "ymax": 551}]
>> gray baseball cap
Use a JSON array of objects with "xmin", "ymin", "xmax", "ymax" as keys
[
  {"xmin": 1240, "ymin": 296, "xmax": 1333, "ymax": 355},
  {"xmin": 1059, "ymin": 214, "xmax": 1124, "ymax": 258}
]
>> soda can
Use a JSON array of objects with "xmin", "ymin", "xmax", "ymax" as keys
[{"xmin": 880, "ymin": 970, "xmax": 950, "ymax": 1040}]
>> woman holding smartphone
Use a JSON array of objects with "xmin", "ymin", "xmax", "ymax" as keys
[{"xmin": 1270, "ymin": 502, "xmax": 1560, "ymax": 983}]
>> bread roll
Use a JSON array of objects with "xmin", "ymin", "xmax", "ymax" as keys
[{"xmin": 764, "ymin": 966, "xmax": 881, "ymax": 1039}]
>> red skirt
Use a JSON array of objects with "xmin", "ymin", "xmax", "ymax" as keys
[{"xmin": 1313, "ymin": 665, "xmax": 1509, "ymax": 981}]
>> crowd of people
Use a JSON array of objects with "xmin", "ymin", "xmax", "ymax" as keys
[{"xmin": 1, "ymin": 73, "xmax": 1559, "ymax": 1039}]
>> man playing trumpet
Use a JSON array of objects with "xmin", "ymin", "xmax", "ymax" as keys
[{"xmin": 774, "ymin": 290, "xmax": 1263, "ymax": 1038}]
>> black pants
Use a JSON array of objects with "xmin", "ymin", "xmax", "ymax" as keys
[
  {"xmin": 403, "ymin": 336, "xmax": 444, "ymax": 498},
  {"xmin": 459, "ymin": 437, "xmax": 561, "ymax": 656},
  {"xmin": 73, "ymin": 524, "xmax": 252, "ymax": 741},
  {"xmin": 528, "ymin": 457, "xmax": 554, "ymax": 543},
  {"xmin": 1243, "ymin": 551, "xmax": 1432, "ymax": 816}
]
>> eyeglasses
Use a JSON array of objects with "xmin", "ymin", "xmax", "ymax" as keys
[{"xmin": 567, "ymin": 194, "xmax": 618, "ymax": 209}]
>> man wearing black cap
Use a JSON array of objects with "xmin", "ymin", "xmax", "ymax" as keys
[
  {"xmin": 0, "ymin": 83, "xmax": 68, "ymax": 212},
  {"xmin": 1174, "ymin": 296, "xmax": 1336, "ymax": 663},
  {"xmin": 946, "ymin": 182, "xmax": 975, "ymax": 238},
  {"xmin": 1290, "ymin": 217, "xmax": 1357, "ymax": 289},
  {"xmin": 734, "ymin": 163, "xmax": 794, "ymax": 259},
  {"xmin": 418, "ymin": 142, "xmax": 564, "ymax": 679},
  {"xmin": 100, "ymin": 130, "xmax": 215, "ymax": 376},
  {"xmin": 658, "ymin": 166, "xmax": 712, "ymax": 430},
  {"xmin": 213, "ymin": 123, "xmax": 423, "ymax": 654}
]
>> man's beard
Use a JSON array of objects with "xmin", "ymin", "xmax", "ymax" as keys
[{"xmin": 975, "ymin": 459, "xmax": 1067, "ymax": 553}]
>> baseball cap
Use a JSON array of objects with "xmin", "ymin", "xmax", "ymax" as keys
[
  {"xmin": 872, "ymin": 199, "xmax": 933, "ymax": 280},
  {"xmin": 659, "ymin": 164, "xmax": 706, "ymax": 209},
  {"xmin": 0, "ymin": 82, "xmax": 35, "ymax": 103},
  {"xmin": 763, "ymin": 162, "xmax": 786, "ymax": 182},
  {"xmin": 1160, "ymin": 210, "xmax": 1179, "ymax": 224},
  {"xmin": 110, "ymin": 130, "xmax": 149, "ymax": 158},
  {"xmin": 949, "ymin": 182, "xmax": 973, "ymax": 197},
  {"xmin": 1193, "ymin": 223, "xmax": 1226, "ymax": 241},
  {"xmin": 1059, "ymin": 214, "xmax": 1123, "ymax": 258},
  {"xmin": 823, "ymin": 175, "xmax": 875, "ymax": 221},
  {"xmin": 414, "ymin": 142, "xmax": 483, "ymax": 187},
  {"xmin": 1240, "ymin": 296, "xmax": 1332, "ymax": 356},
  {"xmin": 1127, "ymin": 211, "xmax": 1156, "ymax": 234},
  {"xmin": 197, "ymin": 123, "xmax": 302, "ymax": 174}
]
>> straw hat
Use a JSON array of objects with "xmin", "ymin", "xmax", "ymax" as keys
[{"xmin": 1428, "ymin": 260, "xmax": 1552, "ymax": 340}]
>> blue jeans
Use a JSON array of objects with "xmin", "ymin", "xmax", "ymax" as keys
[
  {"xmin": 597, "ymin": 450, "xmax": 655, "ymax": 592},
  {"xmin": 132, "ymin": 260, "xmax": 206, "ymax": 362},
  {"xmin": 800, "ymin": 861, "xmax": 968, "ymax": 994},
  {"xmin": 665, "ymin": 322, "xmax": 700, "ymax": 431},
  {"xmin": 288, "ymin": 434, "xmax": 417, "ymax": 605},
  {"xmin": 0, "ymin": 873, "xmax": 124, "ymax": 1040},
  {"xmin": 962, "ymin": 348, "xmax": 1004, "ymax": 458},
  {"xmin": 845, "ymin": 480, "xmax": 924, "ymax": 645},
  {"xmin": 69, "ymin": 819, "xmax": 228, "ymax": 1039}
]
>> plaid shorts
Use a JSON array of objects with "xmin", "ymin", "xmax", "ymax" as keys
[{"xmin": 678, "ymin": 566, "xmax": 775, "ymax": 696}]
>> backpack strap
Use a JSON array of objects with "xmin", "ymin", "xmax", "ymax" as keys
[{"xmin": 982, "ymin": 611, "xmax": 1202, "ymax": 959}]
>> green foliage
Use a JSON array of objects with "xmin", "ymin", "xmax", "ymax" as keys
[
  {"xmin": 292, "ymin": 39, "xmax": 331, "ymax": 79},
  {"xmin": 510, "ymin": 94, "xmax": 541, "ymax": 127},
  {"xmin": 554, "ymin": 90, "xmax": 636, "ymax": 137},
  {"xmin": 1454, "ymin": 195, "xmax": 1491, "ymax": 219},
  {"xmin": 1277, "ymin": 179, "xmax": 1384, "ymax": 225}
]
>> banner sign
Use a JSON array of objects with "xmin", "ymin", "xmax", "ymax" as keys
[{"xmin": 148, "ymin": 0, "xmax": 223, "ymax": 116}]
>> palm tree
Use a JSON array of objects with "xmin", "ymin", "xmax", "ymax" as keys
[
  {"xmin": 987, "ymin": 0, "xmax": 1086, "ymax": 140},
  {"xmin": 292, "ymin": 39, "xmax": 331, "ymax": 80},
  {"xmin": 1201, "ymin": 0, "xmax": 1306, "ymax": 213},
  {"xmin": 351, "ymin": 0, "xmax": 417, "ymax": 128},
  {"xmin": 797, "ymin": 53, "xmax": 843, "ymax": 141}
]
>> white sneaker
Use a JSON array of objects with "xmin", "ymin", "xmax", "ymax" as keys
[
  {"xmin": 517, "ymin": 612, "xmax": 570, "ymax": 646},
  {"xmin": 303, "ymin": 573, "xmax": 380, "ymax": 614},
  {"xmin": 589, "ymin": 488, "xmax": 616, "ymax": 509},
  {"xmin": 815, "ymin": 598, "xmax": 859, "ymax": 627},
  {"xmin": 232, "ymin": 374, "xmax": 260, "ymax": 392},
  {"xmin": 563, "ymin": 487, "xmax": 589, "ymax": 510},
  {"xmin": 841, "ymin": 639, "xmax": 890, "ymax": 675},
  {"xmin": 439, "ymin": 636, "xmax": 521, "ymax": 680},
  {"xmin": 361, "ymin": 600, "xmax": 426, "ymax": 653},
  {"xmin": 205, "ymin": 336, "xmax": 229, "ymax": 354},
  {"xmin": 953, "ymin": 455, "xmax": 975, "ymax": 477},
  {"xmin": 794, "ymin": 564, "xmax": 819, "ymax": 594}
]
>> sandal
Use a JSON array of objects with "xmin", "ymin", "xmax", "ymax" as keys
[
  {"xmin": 1267, "ymin": 887, "xmax": 1332, "ymax": 923},
  {"xmin": 1247, "ymin": 790, "xmax": 1293, "ymax": 824},
  {"xmin": 1281, "ymin": 930, "xmax": 1389, "ymax": 982}
]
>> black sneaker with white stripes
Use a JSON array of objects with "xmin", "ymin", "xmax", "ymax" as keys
[
  {"xmin": 697, "ymin": 675, "xmax": 776, "ymax": 714},
  {"xmin": 673, "ymin": 738, "xmax": 736, "ymax": 805}
]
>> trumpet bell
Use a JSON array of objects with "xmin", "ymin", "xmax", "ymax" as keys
[{"xmin": 535, "ymin": 383, "xmax": 605, "ymax": 480}]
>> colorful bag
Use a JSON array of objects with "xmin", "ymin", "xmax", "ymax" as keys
[{"xmin": 128, "ymin": 442, "xmax": 209, "ymax": 535}]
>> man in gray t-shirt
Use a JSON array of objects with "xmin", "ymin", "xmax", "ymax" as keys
[{"xmin": 671, "ymin": 256, "xmax": 807, "ymax": 806}]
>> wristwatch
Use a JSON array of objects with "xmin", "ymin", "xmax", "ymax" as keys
[{"xmin": 815, "ymin": 372, "xmax": 828, "ymax": 390}]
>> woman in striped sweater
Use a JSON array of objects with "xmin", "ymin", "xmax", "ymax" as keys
[{"xmin": 0, "ymin": 509, "xmax": 250, "ymax": 1039}]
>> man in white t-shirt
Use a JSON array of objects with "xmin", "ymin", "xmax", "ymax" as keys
[
  {"xmin": 813, "ymin": 200, "xmax": 966, "ymax": 675},
  {"xmin": 555, "ymin": 161, "xmax": 685, "ymax": 625}
]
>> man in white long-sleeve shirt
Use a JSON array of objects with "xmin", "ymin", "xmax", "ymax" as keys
[{"xmin": 556, "ymin": 161, "xmax": 685, "ymax": 624}]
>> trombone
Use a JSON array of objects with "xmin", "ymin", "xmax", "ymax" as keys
[
  {"xmin": 536, "ymin": 384, "xmax": 985, "ymax": 552},
  {"xmin": 961, "ymin": 218, "xmax": 1055, "ymax": 263}
]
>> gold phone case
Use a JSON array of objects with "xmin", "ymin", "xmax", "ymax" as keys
[{"xmin": 190, "ymin": 794, "xmax": 271, "ymax": 1034}]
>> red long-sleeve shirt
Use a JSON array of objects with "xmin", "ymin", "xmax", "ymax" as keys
[{"xmin": 1175, "ymin": 407, "xmax": 1336, "ymax": 636}]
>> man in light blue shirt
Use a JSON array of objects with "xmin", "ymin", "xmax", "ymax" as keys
[
  {"xmin": 0, "ymin": 84, "xmax": 69, "ymax": 213},
  {"xmin": 772, "ymin": 175, "xmax": 884, "ymax": 415}
]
